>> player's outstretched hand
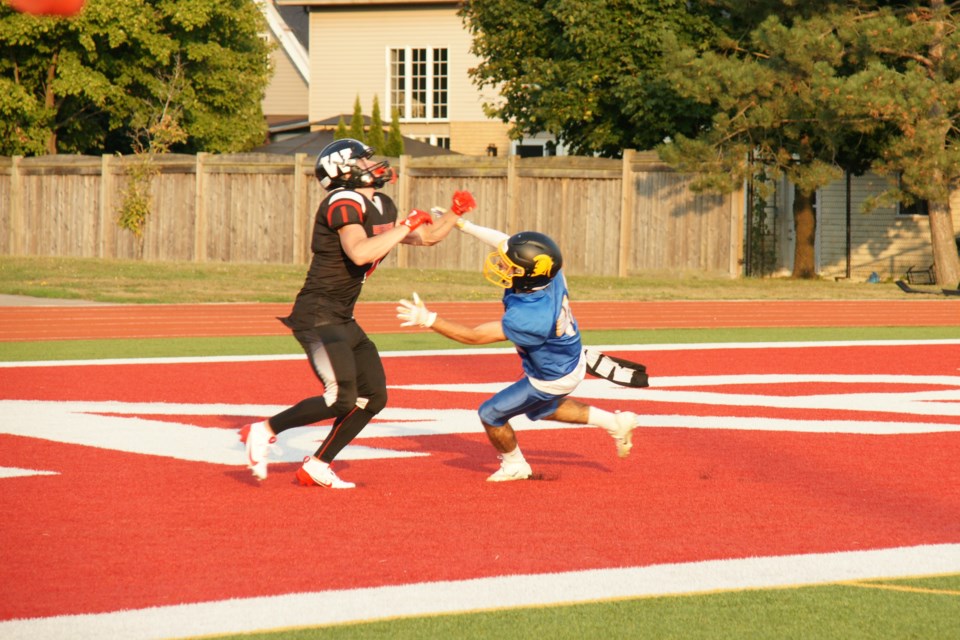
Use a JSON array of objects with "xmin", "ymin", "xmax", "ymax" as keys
[
  {"xmin": 451, "ymin": 190, "xmax": 476, "ymax": 216},
  {"xmin": 397, "ymin": 292, "xmax": 437, "ymax": 328},
  {"xmin": 401, "ymin": 209, "xmax": 434, "ymax": 232}
]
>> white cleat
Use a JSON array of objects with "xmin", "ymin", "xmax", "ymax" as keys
[
  {"xmin": 486, "ymin": 457, "xmax": 533, "ymax": 482},
  {"xmin": 611, "ymin": 411, "xmax": 638, "ymax": 458},
  {"xmin": 296, "ymin": 456, "xmax": 356, "ymax": 489},
  {"xmin": 239, "ymin": 422, "xmax": 276, "ymax": 480}
]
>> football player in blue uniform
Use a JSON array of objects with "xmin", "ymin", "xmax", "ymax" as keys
[
  {"xmin": 397, "ymin": 222, "xmax": 638, "ymax": 481},
  {"xmin": 241, "ymin": 138, "xmax": 475, "ymax": 488}
]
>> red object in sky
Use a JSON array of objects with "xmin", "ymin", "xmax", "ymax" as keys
[{"xmin": 6, "ymin": 0, "xmax": 86, "ymax": 16}]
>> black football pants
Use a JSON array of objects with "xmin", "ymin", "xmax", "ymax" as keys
[{"xmin": 269, "ymin": 320, "xmax": 387, "ymax": 463}]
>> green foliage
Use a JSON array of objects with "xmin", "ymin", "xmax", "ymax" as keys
[
  {"xmin": 460, "ymin": 0, "xmax": 723, "ymax": 157},
  {"xmin": 385, "ymin": 107, "xmax": 404, "ymax": 157},
  {"xmin": 367, "ymin": 95, "xmax": 385, "ymax": 154},
  {"xmin": 348, "ymin": 94, "xmax": 366, "ymax": 142},
  {"xmin": 658, "ymin": 0, "xmax": 960, "ymax": 284},
  {"xmin": 0, "ymin": 0, "xmax": 271, "ymax": 155},
  {"xmin": 116, "ymin": 111, "xmax": 187, "ymax": 257},
  {"xmin": 334, "ymin": 115, "xmax": 349, "ymax": 140},
  {"xmin": 115, "ymin": 155, "xmax": 154, "ymax": 256}
]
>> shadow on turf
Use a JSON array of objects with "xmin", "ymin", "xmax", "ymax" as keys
[{"xmin": 404, "ymin": 433, "xmax": 612, "ymax": 479}]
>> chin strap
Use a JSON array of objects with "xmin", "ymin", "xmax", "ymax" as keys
[{"xmin": 584, "ymin": 348, "xmax": 649, "ymax": 388}]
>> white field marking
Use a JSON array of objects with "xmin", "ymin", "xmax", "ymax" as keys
[
  {"xmin": 1, "ymin": 338, "xmax": 958, "ymax": 369},
  {"xmin": 0, "ymin": 466, "xmax": 58, "ymax": 479},
  {"xmin": 0, "ymin": 543, "xmax": 957, "ymax": 640},
  {"xmin": 0, "ymin": 400, "xmax": 432, "ymax": 465},
  {"xmin": 2, "ymin": 368, "xmax": 960, "ymax": 468},
  {"xmin": 396, "ymin": 374, "xmax": 960, "ymax": 419}
]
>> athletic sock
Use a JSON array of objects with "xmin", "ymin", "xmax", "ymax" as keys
[
  {"xmin": 587, "ymin": 406, "xmax": 617, "ymax": 431},
  {"xmin": 502, "ymin": 446, "xmax": 525, "ymax": 462}
]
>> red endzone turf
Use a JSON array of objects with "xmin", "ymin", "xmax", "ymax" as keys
[{"xmin": 0, "ymin": 343, "xmax": 958, "ymax": 620}]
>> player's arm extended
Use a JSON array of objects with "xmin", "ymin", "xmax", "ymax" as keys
[
  {"xmin": 431, "ymin": 317, "xmax": 506, "ymax": 345},
  {"xmin": 455, "ymin": 219, "xmax": 509, "ymax": 248},
  {"xmin": 397, "ymin": 293, "xmax": 506, "ymax": 345},
  {"xmin": 401, "ymin": 208, "xmax": 460, "ymax": 247}
]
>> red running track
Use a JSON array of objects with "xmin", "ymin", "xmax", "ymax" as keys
[{"xmin": 0, "ymin": 299, "xmax": 957, "ymax": 342}]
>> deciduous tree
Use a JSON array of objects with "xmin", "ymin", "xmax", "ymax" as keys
[
  {"xmin": 0, "ymin": 0, "xmax": 271, "ymax": 155},
  {"xmin": 460, "ymin": 0, "xmax": 722, "ymax": 157}
]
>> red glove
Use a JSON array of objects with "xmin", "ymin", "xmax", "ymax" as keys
[
  {"xmin": 451, "ymin": 190, "xmax": 476, "ymax": 216},
  {"xmin": 401, "ymin": 209, "xmax": 434, "ymax": 232}
]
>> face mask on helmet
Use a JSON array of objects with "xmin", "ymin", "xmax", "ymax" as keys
[
  {"xmin": 483, "ymin": 231, "xmax": 563, "ymax": 292},
  {"xmin": 314, "ymin": 138, "xmax": 396, "ymax": 191}
]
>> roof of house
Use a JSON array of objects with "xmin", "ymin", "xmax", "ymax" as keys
[
  {"xmin": 260, "ymin": 1, "xmax": 309, "ymax": 82},
  {"xmin": 274, "ymin": 2, "xmax": 309, "ymax": 50},
  {"xmin": 252, "ymin": 129, "xmax": 457, "ymax": 157}
]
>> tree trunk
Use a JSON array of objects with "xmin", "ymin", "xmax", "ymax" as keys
[
  {"xmin": 926, "ymin": 3, "xmax": 960, "ymax": 287},
  {"xmin": 930, "ymin": 200, "xmax": 960, "ymax": 288},
  {"xmin": 792, "ymin": 185, "xmax": 817, "ymax": 278},
  {"xmin": 44, "ymin": 55, "xmax": 58, "ymax": 155}
]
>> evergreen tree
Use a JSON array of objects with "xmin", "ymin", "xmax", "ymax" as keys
[
  {"xmin": 385, "ymin": 107, "xmax": 404, "ymax": 157},
  {"xmin": 334, "ymin": 116, "xmax": 349, "ymax": 140},
  {"xmin": 348, "ymin": 95, "xmax": 366, "ymax": 142},
  {"xmin": 660, "ymin": 1, "xmax": 960, "ymax": 284},
  {"xmin": 366, "ymin": 95, "xmax": 385, "ymax": 154}
]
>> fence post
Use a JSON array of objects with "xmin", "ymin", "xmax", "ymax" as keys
[
  {"xmin": 98, "ymin": 154, "xmax": 111, "ymax": 258},
  {"xmin": 9, "ymin": 156, "xmax": 23, "ymax": 255},
  {"xmin": 619, "ymin": 149, "xmax": 636, "ymax": 277},
  {"xmin": 194, "ymin": 152, "xmax": 208, "ymax": 262},
  {"xmin": 506, "ymin": 154, "xmax": 520, "ymax": 234},
  {"xmin": 293, "ymin": 153, "xmax": 307, "ymax": 263},
  {"xmin": 396, "ymin": 154, "xmax": 411, "ymax": 268}
]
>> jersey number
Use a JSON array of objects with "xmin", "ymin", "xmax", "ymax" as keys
[{"xmin": 555, "ymin": 295, "xmax": 577, "ymax": 337}]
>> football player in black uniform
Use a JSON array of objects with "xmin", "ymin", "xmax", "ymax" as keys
[{"xmin": 240, "ymin": 138, "xmax": 476, "ymax": 488}]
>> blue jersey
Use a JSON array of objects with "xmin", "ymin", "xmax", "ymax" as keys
[{"xmin": 501, "ymin": 271, "xmax": 583, "ymax": 385}]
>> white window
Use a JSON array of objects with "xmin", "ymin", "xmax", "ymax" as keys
[
  {"xmin": 389, "ymin": 47, "xmax": 448, "ymax": 121},
  {"xmin": 413, "ymin": 135, "xmax": 450, "ymax": 150}
]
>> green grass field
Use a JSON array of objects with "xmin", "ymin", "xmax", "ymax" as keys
[
  {"xmin": 211, "ymin": 576, "xmax": 960, "ymax": 639},
  {"xmin": 3, "ymin": 257, "xmax": 958, "ymax": 639},
  {"xmin": 0, "ymin": 255, "xmax": 925, "ymax": 304}
]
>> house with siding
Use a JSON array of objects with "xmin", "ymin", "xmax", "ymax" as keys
[
  {"xmin": 258, "ymin": 1, "xmax": 311, "ymax": 138},
  {"xmin": 274, "ymin": 0, "xmax": 535, "ymax": 157},
  {"xmin": 763, "ymin": 173, "xmax": 960, "ymax": 282}
]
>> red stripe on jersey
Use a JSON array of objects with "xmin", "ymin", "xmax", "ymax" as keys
[{"xmin": 327, "ymin": 200, "xmax": 364, "ymax": 227}]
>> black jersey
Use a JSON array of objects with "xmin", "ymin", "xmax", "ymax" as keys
[{"xmin": 282, "ymin": 189, "xmax": 398, "ymax": 329}]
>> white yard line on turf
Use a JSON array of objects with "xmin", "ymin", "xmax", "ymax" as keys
[{"xmin": 0, "ymin": 544, "xmax": 958, "ymax": 640}]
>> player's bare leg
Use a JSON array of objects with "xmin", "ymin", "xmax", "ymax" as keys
[
  {"xmin": 482, "ymin": 421, "xmax": 532, "ymax": 481},
  {"xmin": 547, "ymin": 398, "xmax": 638, "ymax": 458}
]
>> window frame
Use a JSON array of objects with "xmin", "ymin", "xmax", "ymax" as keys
[{"xmin": 387, "ymin": 46, "xmax": 449, "ymax": 123}]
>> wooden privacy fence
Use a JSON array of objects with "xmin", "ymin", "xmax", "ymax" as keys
[{"xmin": 0, "ymin": 151, "xmax": 744, "ymax": 277}]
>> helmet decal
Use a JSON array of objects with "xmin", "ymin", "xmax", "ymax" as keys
[
  {"xmin": 317, "ymin": 149, "xmax": 355, "ymax": 179},
  {"xmin": 530, "ymin": 254, "xmax": 554, "ymax": 278}
]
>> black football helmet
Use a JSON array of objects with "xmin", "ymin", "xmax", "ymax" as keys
[
  {"xmin": 484, "ymin": 231, "xmax": 563, "ymax": 292},
  {"xmin": 314, "ymin": 138, "xmax": 394, "ymax": 190}
]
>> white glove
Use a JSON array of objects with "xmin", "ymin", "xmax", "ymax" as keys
[{"xmin": 397, "ymin": 292, "xmax": 437, "ymax": 328}]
